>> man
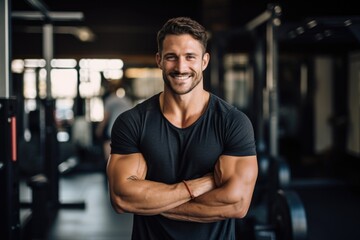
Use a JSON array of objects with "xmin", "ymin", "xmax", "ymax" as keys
[{"xmin": 107, "ymin": 17, "xmax": 258, "ymax": 239}]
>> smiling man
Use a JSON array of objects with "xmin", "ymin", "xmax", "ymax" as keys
[{"xmin": 107, "ymin": 17, "xmax": 258, "ymax": 240}]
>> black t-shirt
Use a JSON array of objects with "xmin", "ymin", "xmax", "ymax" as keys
[{"xmin": 111, "ymin": 92, "xmax": 256, "ymax": 240}]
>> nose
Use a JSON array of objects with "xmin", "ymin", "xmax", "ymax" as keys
[{"xmin": 175, "ymin": 56, "xmax": 188, "ymax": 73}]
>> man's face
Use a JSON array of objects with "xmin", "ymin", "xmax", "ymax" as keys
[{"xmin": 156, "ymin": 34, "xmax": 209, "ymax": 95}]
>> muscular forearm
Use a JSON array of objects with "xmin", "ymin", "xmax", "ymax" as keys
[
  {"xmin": 161, "ymin": 177, "xmax": 255, "ymax": 222},
  {"xmin": 110, "ymin": 174, "xmax": 215, "ymax": 216},
  {"xmin": 110, "ymin": 179, "xmax": 189, "ymax": 215},
  {"xmin": 161, "ymin": 200, "xmax": 231, "ymax": 223},
  {"xmin": 161, "ymin": 192, "xmax": 231, "ymax": 222}
]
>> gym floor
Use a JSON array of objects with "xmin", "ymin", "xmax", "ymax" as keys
[{"xmin": 20, "ymin": 171, "xmax": 133, "ymax": 240}]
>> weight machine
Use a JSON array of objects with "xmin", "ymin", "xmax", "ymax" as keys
[
  {"xmin": 1, "ymin": 0, "xmax": 86, "ymax": 239},
  {"xmin": 235, "ymin": 4, "xmax": 308, "ymax": 240}
]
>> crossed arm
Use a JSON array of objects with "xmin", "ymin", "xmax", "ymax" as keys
[{"xmin": 106, "ymin": 153, "xmax": 258, "ymax": 222}]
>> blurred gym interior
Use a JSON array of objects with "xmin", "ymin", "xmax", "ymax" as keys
[{"xmin": 1, "ymin": 0, "xmax": 360, "ymax": 239}]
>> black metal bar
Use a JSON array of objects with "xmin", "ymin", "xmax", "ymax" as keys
[
  {"xmin": 42, "ymin": 99, "xmax": 60, "ymax": 209},
  {"xmin": 12, "ymin": 11, "xmax": 84, "ymax": 21},
  {"xmin": 42, "ymin": 99, "xmax": 86, "ymax": 211},
  {"xmin": 0, "ymin": 0, "xmax": 11, "ymax": 98},
  {"xmin": 25, "ymin": 0, "xmax": 51, "ymax": 22},
  {"xmin": 27, "ymin": 174, "xmax": 49, "ymax": 239},
  {"xmin": 0, "ymin": 98, "xmax": 20, "ymax": 240},
  {"xmin": 266, "ymin": 4, "xmax": 281, "ymax": 158}
]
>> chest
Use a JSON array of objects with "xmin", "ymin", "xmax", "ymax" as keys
[{"xmin": 140, "ymin": 116, "xmax": 224, "ymax": 183}]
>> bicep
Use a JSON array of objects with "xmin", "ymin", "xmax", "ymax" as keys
[
  {"xmin": 107, "ymin": 153, "xmax": 147, "ymax": 192},
  {"xmin": 214, "ymin": 155, "xmax": 258, "ymax": 201}
]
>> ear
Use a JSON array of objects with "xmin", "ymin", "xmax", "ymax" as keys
[
  {"xmin": 202, "ymin": 52, "xmax": 210, "ymax": 71},
  {"xmin": 156, "ymin": 52, "xmax": 162, "ymax": 69}
]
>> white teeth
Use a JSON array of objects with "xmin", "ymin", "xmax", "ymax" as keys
[{"xmin": 175, "ymin": 75, "xmax": 190, "ymax": 80}]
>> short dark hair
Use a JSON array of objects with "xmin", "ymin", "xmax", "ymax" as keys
[{"xmin": 157, "ymin": 17, "xmax": 208, "ymax": 53}]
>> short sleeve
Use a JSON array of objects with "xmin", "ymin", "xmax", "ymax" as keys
[
  {"xmin": 223, "ymin": 109, "xmax": 256, "ymax": 156},
  {"xmin": 110, "ymin": 109, "xmax": 140, "ymax": 154}
]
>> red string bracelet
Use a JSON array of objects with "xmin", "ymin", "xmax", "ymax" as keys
[{"xmin": 182, "ymin": 180, "xmax": 195, "ymax": 200}]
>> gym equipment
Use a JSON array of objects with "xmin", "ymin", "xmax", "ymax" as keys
[
  {"xmin": 0, "ymin": 98, "xmax": 21, "ymax": 240},
  {"xmin": 1, "ymin": 1, "xmax": 87, "ymax": 239},
  {"xmin": 0, "ymin": 1, "xmax": 21, "ymax": 239},
  {"xmin": 246, "ymin": 3, "xmax": 281, "ymax": 159},
  {"xmin": 244, "ymin": 5, "xmax": 293, "ymax": 212},
  {"xmin": 236, "ymin": 5, "xmax": 308, "ymax": 240},
  {"xmin": 252, "ymin": 153, "xmax": 291, "ymax": 207},
  {"xmin": 15, "ymin": 0, "xmax": 86, "ymax": 210},
  {"xmin": 238, "ymin": 189, "xmax": 308, "ymax": 240},
  {"xmin": 21, "ymin": 174, "xmax": 49, "ymax": 239},
  {"xmin": 242, "ymin": 2, "xmax": 281, "ymax": 189},
  {"xmin": 268, "ymin": 189, "xmax": 307, "ymax": 240},
  {"xmin": 38, "ymin": 99, "xmax": 84, "ymax": 210},
  {"xmin": 268, "ymin": 156, "xmax": 291, "ymax": 191}
]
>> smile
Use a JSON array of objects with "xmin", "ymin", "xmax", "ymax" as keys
[{"xmin": 170, "ymin": 73, "xmax": 192, "ymax": 80}]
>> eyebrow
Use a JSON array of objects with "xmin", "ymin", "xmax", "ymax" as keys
[{"xmin": 163, "ymin": 52, "xmax": 199, "ymax": 57}]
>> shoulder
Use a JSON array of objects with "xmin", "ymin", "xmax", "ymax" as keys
[
  {"xmin": 136, "ymin": 93, "xmax": 160, "ymax": 111},
  {"xmin": 209, "ymin": 93, "xmax": 241, "ymax": 115},
  {"xmin": 208, "ymin": 93, "xmax": 253, "ymax": 127},
  {"xmin": 116, "ymin": 93, "xmax": 160, "ymax": 120},
  {"xmin": 111, "ymin": 93, "xmax": 162, "ymax": 145}
]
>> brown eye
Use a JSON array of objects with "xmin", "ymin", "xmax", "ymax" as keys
[
  {"xmin": 165, "ymin": 55, "xmax": 176, "ymax": 61},
  {"xmin": 186, "ymin": 55, "xmax": 196, "ymax": 60}
]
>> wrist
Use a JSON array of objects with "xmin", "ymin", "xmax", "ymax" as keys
[{"xmin": 182, "ymin": 180, "xmax": 195, "ymax": 200}]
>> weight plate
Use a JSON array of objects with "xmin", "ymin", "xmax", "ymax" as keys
[{"xmin": 271, "ymin": 189, "xmax": 307, "ymax": 240}]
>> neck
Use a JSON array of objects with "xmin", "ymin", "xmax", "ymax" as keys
[{"xmin": 160, "ymin": 90, "xmax": 209, "ymax": 128}]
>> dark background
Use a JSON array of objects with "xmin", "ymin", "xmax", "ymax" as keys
[{"xmin": 11, "ymin": 0, "xmax": 360, "ymax": 65}]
